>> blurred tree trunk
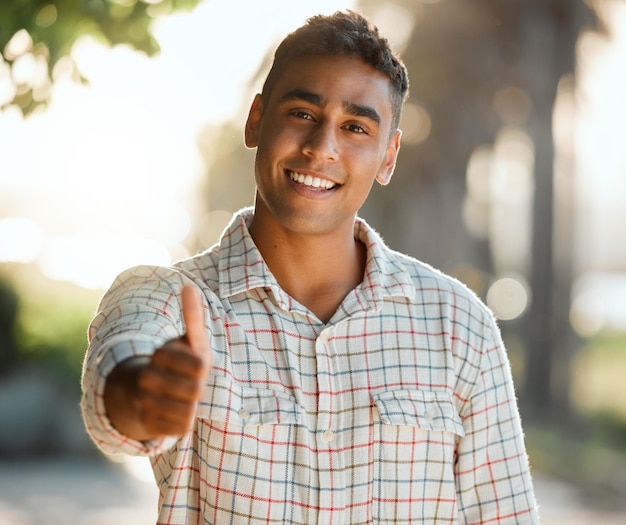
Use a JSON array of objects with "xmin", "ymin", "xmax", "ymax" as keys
[
  {"xmin": 521, "ymin": 2, "xmax": 589, "ymax": 420},
  {"xmin": 0, "ymin": 280, "xmax": 19, "ymax": 375},
  {"xmin": 521, "ymin": 6, "xmax": 559, "ymax": 419}
]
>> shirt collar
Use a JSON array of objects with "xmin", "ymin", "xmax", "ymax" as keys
[
  {"xmin": 353, "ymin": 218, "xmax": 416, "ymax": 310},
  {"xmin": 217, "ymin": 208, "xmax": 415, "ymax": 310},
  {"xmin": 217, "ymin": 208, "xmax": 274, "ymax": 299}
]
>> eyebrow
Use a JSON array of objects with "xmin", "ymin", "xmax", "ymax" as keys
[{"xmin": 279, "ymin": 88, "xmax": 381, "ymax": 126}]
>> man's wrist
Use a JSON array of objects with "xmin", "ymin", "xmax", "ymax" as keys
[{"xmin": 104, "ymin": 355, "xmax": 153, "ymax": 442}]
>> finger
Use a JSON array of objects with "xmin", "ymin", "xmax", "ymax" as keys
[
  {"xmin": 150, "ymin": 344, "xmax": 206, "ymax": 379},
  {"xmin": 138, "ymin": 394, "xmax": 198, "ymax": 437},
  {"xmin": 181, "ymin": 284, "xmax": 209, "ymax": 358},
  {"xmin": 139, "ymin": 361, "xmax": 205, "ymax": 399}
]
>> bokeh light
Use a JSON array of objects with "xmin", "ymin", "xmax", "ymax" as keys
[
  {"xmin": 464, "ymin": 127, "xmax": 534, "ymax": 277},
  {"xmin": 486, "ymin": 276, "xmax": 529, "ymax": 321},
  {"xmin": 570, "ymin": 272, "xmax": 626, "ymax": 337}
]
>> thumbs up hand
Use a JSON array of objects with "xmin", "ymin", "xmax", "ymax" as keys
[
  {"xmin": 181, "ymin": 285, "xmax": 212, "ymax": 363},
  {"xmin": 104, "ymin": 285, "xmax": 212, "ymax": 441}
]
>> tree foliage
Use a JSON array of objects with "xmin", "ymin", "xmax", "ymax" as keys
[{"xmin": 0, "ymin": 0, "xmax": 201, "ymax": 114}]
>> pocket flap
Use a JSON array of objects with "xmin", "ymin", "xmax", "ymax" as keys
[
  {"xmin": 373, "ymin": 389, "xmax": 464, "ymax": 437},
  {"xmin": 197, "ymin": 375, "xmax": 302, "ymax": 426}
]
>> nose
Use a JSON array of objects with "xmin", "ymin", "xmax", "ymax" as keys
[{"xmin": 302, "ymin": 122, "xmax": 338, "ymax": 161}]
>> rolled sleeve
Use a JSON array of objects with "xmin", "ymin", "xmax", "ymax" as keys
[{"xmin": 80, "ymin": 265, "xmax": 197, "ymax": 456}]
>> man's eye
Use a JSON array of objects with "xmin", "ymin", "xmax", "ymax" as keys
[
  {"xmin": 345, "ymin": 123, "xmax": 367, "ymax": 134},
  {"xmin": 291, "ymin": 111, "xmax": 314, "ymax": 120}
]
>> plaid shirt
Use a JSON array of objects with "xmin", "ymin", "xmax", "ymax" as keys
[{"xmin": 82, "ymin": 208, "xmax": 538, "ymax": 524}]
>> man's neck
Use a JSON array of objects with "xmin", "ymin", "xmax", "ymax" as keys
[{"xmin": 248, "ymin": 214, "xmax": 366, "ymax": 323}]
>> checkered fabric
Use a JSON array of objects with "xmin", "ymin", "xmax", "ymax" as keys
[{"xmin": 81, "ymin": 208, "xmax": 538, "ymax": 524}]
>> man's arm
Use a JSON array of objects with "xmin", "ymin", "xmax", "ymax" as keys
[
  {"xmin": 103, "ymin": 285, "xmax": 211, "ymax": 442},
  {"xmin": 455, "ymin": 317, "xmax": 538, "ymax": 524}
]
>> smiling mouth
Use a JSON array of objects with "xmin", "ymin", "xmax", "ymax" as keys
[{"xmin": 288, "ymin": 170, "xmax": 337, "ymax": 190}]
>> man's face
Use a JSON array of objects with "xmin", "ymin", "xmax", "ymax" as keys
[{"xmin": 245, "ymin": 54, "xmax": 401, "ymax": 238}]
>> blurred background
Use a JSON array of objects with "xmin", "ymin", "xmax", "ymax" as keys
[{"xmin": 1, "ymin": 0, "xmax": 625, "ymax": 523}]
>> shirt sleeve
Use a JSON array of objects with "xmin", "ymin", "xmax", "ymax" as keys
[
  {"xmin": 80, "ymin": 264, "xmax": 196, "ymax": 457},
  {"xmin": 455, "ymin": 313, "xmax": 539, "ymax": 524}
]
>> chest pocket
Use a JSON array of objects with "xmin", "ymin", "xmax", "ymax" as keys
[
  {"xmin": 370, "ymin": 389, "xmax": 464, "ymax": 523},
  {"xmin": 196, "ymin": 374, "xmax": 302, "ymax": 426},
  {"xmin": 373, "ymin": 389, "xmax": 464, "ymax": 437}
]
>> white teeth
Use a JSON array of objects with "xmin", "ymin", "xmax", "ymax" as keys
[{"xmin": 289, "ymin": 171, "xmax": 336, "ymax": 189}]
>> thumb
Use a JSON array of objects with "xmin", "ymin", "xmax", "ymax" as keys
[{"xmin": 181, "ymin": 284, "xmax": 210, "ymax": 363}]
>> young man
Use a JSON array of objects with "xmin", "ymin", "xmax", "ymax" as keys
[{"xmin": 82, "ymin": 11, "xmax": 538, "ymax": 524}]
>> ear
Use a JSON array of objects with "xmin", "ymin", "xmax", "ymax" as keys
[
  {"xmin": 376, "ymin": 129, "xmax": 402, "ymax": 186},
  {"xmin": 244, "ymin": 94, "xmax": 264, "ymax": 149}
]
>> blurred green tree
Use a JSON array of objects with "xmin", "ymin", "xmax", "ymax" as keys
[{"xmin": 0, "ymin": 0, "xmax": 201, "ymax": 115}]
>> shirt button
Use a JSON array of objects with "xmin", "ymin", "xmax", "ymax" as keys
[
  {"xmin": 322, "ymin": 429, "xmax": 335, "ymax": 442},
  {"xmin": 424, "ymin": 412, "xmax": 433, "ymax": 425},
  {"xmin": 238, "ymin": 409, "xmax": 250, "ymax": 420}
]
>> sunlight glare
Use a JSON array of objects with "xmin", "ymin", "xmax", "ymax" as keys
[
  {"xmin": 0, "ymin": 61, "xmax": 16, "ymax": 108},
  {"xmin": 0, "ymin": 0, "xmax": 356, "ymax": 290},
  {"xmin": 574, "ymin": 1, "xmax": 626, "ymax": 278},
  {"xmin": 38, "ymin": 235, "xmax": 171, "ymax": 289},
  {"xmin": 149, "ymin": 0, "xmax": 357, "ymax": 126},
  {"xmin": 0, "ymin": 217, "xmax": 44, "ymax": 263}
]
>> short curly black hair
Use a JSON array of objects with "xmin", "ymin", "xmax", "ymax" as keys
[{"xmin": 261, "ymin": 11, "xmax": 409, "ymax": 131}]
